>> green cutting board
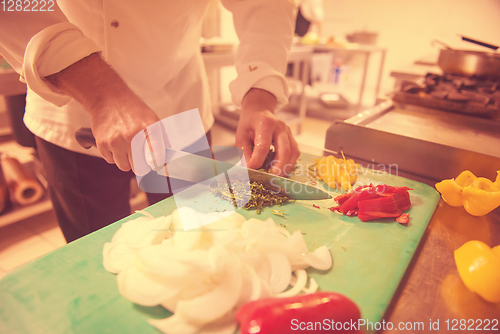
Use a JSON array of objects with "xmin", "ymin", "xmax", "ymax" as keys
[{"xmin": 0, "ymin": 153, "xmax": 440, "ymax": 333}]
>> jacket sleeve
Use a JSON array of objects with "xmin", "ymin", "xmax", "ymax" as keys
[
  {"xmin": 220, "ymin": 0, "xmax": 297, "ymax": 109},
  {"xmin": 0, "ymin": 8, "xmax": 101, "ymax": 106}
]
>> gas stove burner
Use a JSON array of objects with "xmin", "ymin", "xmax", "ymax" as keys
[{"xmin": 393, "ymin": 73, "xmax": 500, "ymax": 118}]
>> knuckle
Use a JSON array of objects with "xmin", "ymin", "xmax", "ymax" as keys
[
  {"xmin": 108, "ymin": 135, "xmax": 124, "ymax": 149},
  {"xmin": 260, "ymin": 116, "xmax": 276, "ymax": 129}
]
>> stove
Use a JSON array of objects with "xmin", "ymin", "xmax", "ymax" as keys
[{"xmin": 392, "ymin": 73, "xmax": 500, "ymax": 119}]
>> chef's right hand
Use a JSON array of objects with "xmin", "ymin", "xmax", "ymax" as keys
[
  {"xmin": 45, "ymin": 53, "xmax": 166, "ymax": 174},
  {"xmin": 89, "ymin": 94, "xmax": 166, "ymax": 175}
]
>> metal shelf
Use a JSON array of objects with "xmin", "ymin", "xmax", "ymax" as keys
[
  {"xmin": 0, "ymin": 197, "xmax": 52, "ymax": 229},
  {"xmin": 0, "ymin": 159, "xmax": 52, "ymax": 228}
]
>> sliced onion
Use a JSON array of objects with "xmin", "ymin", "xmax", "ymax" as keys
[
  {"xmin": 136, "ymin": 244, "xmax": 211, "ymax": 278},
  {"xmin": 148, "ymin": 313, "xmax": 201, "ymax": 334},
  {"xmin": 102, "ymin": 242, "xmax": 137, "ymax": 274},
  {"xmin": 111, "ymin": 215, "xmax": 171, "ymax": 248},
  {"xmin": 266, "ymin": 253, "xmax": 292, "ymax": 294},
  {"xmin": 196, "ymin": 311, "xmax": 238, "ymax": 334},
  {"xmin": 175, "ymin": 256, "xmax": 242, "ymax": 325},
  {"xmin": 135, "ymin": 210, "xmax": 156, "ymax": 219},
  {"xmin": 208, "ymin": 244, "xmax": 229, "ymax": 273},
  {"xmin": 238, "ymin": 263, "xmax": 262, "ymax": 303},
  {"xmin": 302, "ymin": 277, "xmax": 319, "ymax": 294},
  {"xmin": 117, "ymin": 266, "xmax": 179, "ymax": 307},
  {"xmin": 277, "ymin": 269, "xmax": 308, "ymax": 298},
  {"xmin": 303, "ymin": 245, "xmax": 333, "ymax": 271},
  {"xmin": 149, "ymin": 311, "xmax": 237, "ymax": 334},
  {"xmin": 104, "ymin": 207, "xmax": 334, "ymax": 334},
  {"xmin": 171, "ymin": 207, "xmax": 236, "ymax": 234}
]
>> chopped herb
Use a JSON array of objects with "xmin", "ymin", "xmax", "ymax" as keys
[
  {"xmin": 280, "ymin": 223, "xmax": 287, "ymax": 228},
  {"xmin": 272, "ymin": 209, "xmax": 286, "ymax": 218},
  {"xmin": 209, "ymin": 180, "xmax": 292, "ymax": 214}
]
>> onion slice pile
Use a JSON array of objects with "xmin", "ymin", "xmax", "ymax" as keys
[{"xmin": 103, "ymin": 207, "xmax": 333, "ymax": 334}]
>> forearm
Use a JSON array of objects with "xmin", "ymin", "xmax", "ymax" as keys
[
  {"xmin": 45, "ymin": 52, "xmax": 160, "ymax": 172},
  {"xmin": 45, "ymin": 53, "xmax": 148, "ymax": 115}
]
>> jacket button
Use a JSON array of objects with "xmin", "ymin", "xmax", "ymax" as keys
[{"xmin": 111, "ymin": 20, "xmax": 119, "ymax": 28}]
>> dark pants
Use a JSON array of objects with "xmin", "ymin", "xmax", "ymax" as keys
[{"xmin": 35, "ymin": 132, "xmax": 211, "ymax": 242}]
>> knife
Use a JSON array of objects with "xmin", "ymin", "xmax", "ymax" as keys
[{"xmin": 75, "ymin": 128, "xmax": 332, "ymax": 200}]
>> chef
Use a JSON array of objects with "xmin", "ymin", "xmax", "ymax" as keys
[{"xmin": 0, "ymin": 0, "xmax": 300, "ymax": 242}]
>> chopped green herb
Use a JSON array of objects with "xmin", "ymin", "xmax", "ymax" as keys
[
  {"xmin": 272, "ymin": 209, "xmax": 286, "ymax": 218},
  {"xmin": 209, "ymin": 180, "xmax": 292, "ymax": 214}
]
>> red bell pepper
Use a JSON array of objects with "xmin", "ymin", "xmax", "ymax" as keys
[
  {"xmin": 334, "ymin": 192, "xmax": 352, "ymax": 206},
  {"xmin": 236, "ymin": 292, "xmax": 363, "ymax": 334},
  {"xmin": 396, "ymin": 213, "xmax": 410, "ymax": 224},
  {"xmin": 357, "ymin": 195, "xmax": 402, "ymax": 222},
  {"xmin": 338, "ymin": 186, "xmax": 379, "ymax": 214},
  {"xmin": 329, "ymin": 184, "xmax": 412, "ymax": 223}
]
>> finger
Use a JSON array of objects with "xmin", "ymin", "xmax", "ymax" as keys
[
  {"xmin": 245, "ymin": 121, "xmax": 273, "ymax": 169},
  {"xmin": 235, "ymin": 136, "xmax": 253, "ymax": 168},
  {"xmin": 145, "ymin": 121, "xmax": 166, "ymax": 170},
  {"xmin": 287, "ymin": 132, "xmax": 301, "ymax": 174},
  {"xmin": 248, "ymin": 139, "xmax": 273, "ymax": 170},
  {"xmin": 127, "ymin": 143, "xmax": 136, "ymax": 175},
  {"xmin": 269, "ymin": 131, "xmax": 291, "ymax": 176},
  {"xmin": 98, "ymin": 145, "xmax": 115, "ymax": 165},
  {"xmin": 113, "ymin": 151, "xmax": 132, "ymax": 172},
  {"xmin": 280, "ymin": 131, "xmax": 300, "ymax": 176},
  {"xmin": 131, "ymin": 130, "xmax": 151, "ymax": 176}
]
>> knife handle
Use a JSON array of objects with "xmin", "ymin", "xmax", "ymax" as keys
[{"xmin": 75, "ymin": 128, "xmax": 96, "ymax": 149}]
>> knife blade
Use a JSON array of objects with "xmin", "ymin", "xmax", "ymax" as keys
[{"xmin": 75, "ymin": 128, "xmax": 332, "ymax": 200}]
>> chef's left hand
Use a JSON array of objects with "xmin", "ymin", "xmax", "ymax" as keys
[{"xmin": 236, "ymin": 88, "xmax": 300, "ymax": 176}]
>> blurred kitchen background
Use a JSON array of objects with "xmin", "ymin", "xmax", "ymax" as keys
[
  {"xmin": 1, "ymin": 0, "xmax": 500, "ymax": 277},
  {"xmin": 211, "ymin": 0, "xmax": 500, "ymax": 110}
]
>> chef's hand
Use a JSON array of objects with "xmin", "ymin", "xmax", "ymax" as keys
[
  {"xmin": 46, "ymin": 53, "xmax": 165, "ymax": 175},
  {"xmin": 236, "ymin": 88, "xmax": 300, "ymax": 176}
]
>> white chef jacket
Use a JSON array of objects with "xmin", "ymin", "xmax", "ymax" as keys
[{"xmin": 0, "ymin": 0, "xmax": 296, "ymax": 156}]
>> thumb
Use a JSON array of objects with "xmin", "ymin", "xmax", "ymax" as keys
[
  {"xmin": 144, "ymin": 121, "xmax": 167, "ymax": 171},
  {"xmin": 131, "ymin": 129, "xmax": 150, "ymax": 177},
  {"xmin": 130, "ymin": 121, "xmax": 167, "ymax": 176}
]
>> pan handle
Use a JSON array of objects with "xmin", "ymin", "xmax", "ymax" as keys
[
  {"xmin": 459, "ymin": 35, "xmax": 499, "ymax": 51},
  {"xmin": 75, "ymin": 128, "xmax": 96, "ymax": 149},
  {"xmin": 431, "ymin": 39, "xmax": 453, "ymax": 50}
]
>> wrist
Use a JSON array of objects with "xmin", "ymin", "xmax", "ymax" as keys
[{"xmin": 241, "ymin": 88, "xmax": 277, "ymax": 114}]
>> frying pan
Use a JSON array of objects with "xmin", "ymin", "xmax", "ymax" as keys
[{"xmin": 432, "ymin": 37, "xmax": 500, "ymax": 78}]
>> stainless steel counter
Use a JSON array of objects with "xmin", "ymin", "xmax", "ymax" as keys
[{"xmin": 324, "ymin": 99, "xmax": 500, "ymax": 332}]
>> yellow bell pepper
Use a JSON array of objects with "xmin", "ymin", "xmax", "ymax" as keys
[
  {"xmin": 435, "ymin": 170, "xmax": 500, "ymax": 216},
  {"xmin": 313, "ymin": 153, "xmax": 360, "ymax": 191},
  {"xmin": 454, "ymin": 240, "xmax": 500, "ymax": 303}
]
